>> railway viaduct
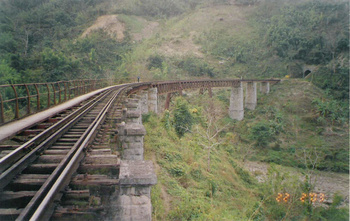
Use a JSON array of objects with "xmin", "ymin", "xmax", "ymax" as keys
[{"xmin": 0, "ymin": 78, "xmax": 279, "ymax": 221}]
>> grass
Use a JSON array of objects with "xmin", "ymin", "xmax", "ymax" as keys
[
  {"xmin": 143, "ymin": 113, "xmax": 261, "ymax": 220},
  {"xmin": 143, "ymin": 78, "xmax": 349, "ymax": 220},
  {"xmin": 248, "ymin": 79, "xmax": 349, "ymax": 172},
  {"xmin": 117, "ymin": 14, "xmax": 145, "ymax": 34}
]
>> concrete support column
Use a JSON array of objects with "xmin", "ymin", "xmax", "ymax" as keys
[
  {"xmin": 115, "ymin": 96, "xmax": 157, "ymax": 221},
  {"xmin": 139, "ymin": 91, "xmax": 149, "ymax": 114},
  {"xmin": 229, "ymin": 82, "xmax": 244, "ymax": 121},
  {"xmin": 245, "ymin": 82, "xmax": 257, "ymax": 110},
  {"xmin": 121, "ymin": 123, "xmax": 146, "ymax": 160},
  {"xmin": 260, "ymin": 82, "xmax": 270, "ymax": 94},
  {"xmin": 116, "ymin": 161, "xmax": 157, "ymax": 221},
  {"xmin": 119, "ymin": 97, "xmax": 145, "ymax": 160},
  {"xmin": 124, "ymin": 98, "xmax": 142, "ymax": 124},
  {"xmin": 148, "ymin": 88, "xmax": 158, "ymax": 114}
]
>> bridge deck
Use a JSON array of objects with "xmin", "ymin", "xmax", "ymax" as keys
[{"xmin": 0, "ymin": 86, "xmax": 114, "ymax": 142}]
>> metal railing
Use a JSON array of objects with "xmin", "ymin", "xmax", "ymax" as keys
[{"xmin": 0, "ymin": 78, "xmax": 121, "ymax": 125}]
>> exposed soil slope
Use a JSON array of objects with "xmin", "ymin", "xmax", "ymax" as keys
[{"xmin": 81, "ymin": 15, "xmax": 125, "ymax": 41}]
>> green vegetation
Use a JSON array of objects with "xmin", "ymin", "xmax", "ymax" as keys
[
  {"xmin": 231, "ymin": 79, "xmax": 349, "ymax": 173},
  {"xmin": 173, "ymin": 97, "xmax": 194, "ymax": 137},
  {"xmin": 143, "ymin": 86, "xmax": 349, "ymax": 220},
  {"xmin": 0, "ymin": 0, "xmax": 133, "ymax": 83},
  {"xmin": 0, "ymin": 0, "xmax": 348, "ymax": 219}
]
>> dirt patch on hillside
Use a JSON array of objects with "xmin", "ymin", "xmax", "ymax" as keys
[
  {"xmin": 159, "ymin": 31, "xmax": 203, "ymax": 57},
  {"xmin": 81, "ymin": 15, "xmax": 125, "ymax": 41},
  {"xmin": 132, "ymin": 17, "xmax": 159, "ymax": 42},
  {"xmin": 243, "ymin": 161, "xmax": 349, "ymax": 204}
]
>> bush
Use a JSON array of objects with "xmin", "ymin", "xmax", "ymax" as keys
[
  {"xmin": 249, "ymin": 120, "xmax": 278, "ymax": 147},
  {"xmin": 315, "ymin": 194, "xmax": 349, "ymax": 220},
  {"xmin": 147, "ymin": 54, "xmax": 164, "ymax": 70},
  {"xmin": 312, "ymin": 98, "xmax": 348, "ymax": 124},
  {"xmin": 177, "ymin": 56, "xmax": 215, "ymax": 77},
  {"xmin": 173, "ymin": 97, "xmax": 194, "ymax": 137},
  {"xmin": 310, "ymin": 66, "xmax": 349, "ymax": 100}
]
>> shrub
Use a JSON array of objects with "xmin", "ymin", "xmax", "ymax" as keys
[
  {"xmin": 315, "ymin": 194, "xmax": 349, "ymax": 220},
  {"xmin": 312, "ymin": 98, "xmax": 348, "ymax": 124},
  {"xmin": 177, "ymin": 56, "xmax": 215, "ymax": 77},
  {"xmin": 249, "ymin": 120, "xmax": 278, "ymax": 147},
  {"xmin": 173, "ymin": 97, "xmax": 194, "ymax": 137},
  {"xmin": 147, "ymin": 54, "xmax": 164, "ymax": 70}
]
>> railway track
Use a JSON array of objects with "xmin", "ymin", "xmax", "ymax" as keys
[
  {"xmin": 0, "ymin": 84, "xmax": 132, "ymax": 220},
  {"xmin": 0, "ymin": 93, "xmax": 102, "ymax": 160}
]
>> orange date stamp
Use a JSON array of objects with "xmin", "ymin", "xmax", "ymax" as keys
[{"xmin": 276, "ymin": 192, "xmax": 325, "ymax": 203}]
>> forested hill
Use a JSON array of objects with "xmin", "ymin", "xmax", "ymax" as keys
[{"xmin": 0, "ymin": 1, "xmax": 348, "ymax": 91}]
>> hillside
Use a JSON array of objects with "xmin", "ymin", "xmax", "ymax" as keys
[
  {"xmin": 1, "ymin": 0, "xmax": 348, "ymax": 88},
  {"xmin": 144, "ymin": 77, "xmax": 349, "ymax": 220},
  {"xmin": 143, "ymin": 78, "xmax": 349, "ymax": 220},
  {"xmin": 0, "ymin": 0, "xmax": 348, "ymax": 220}
]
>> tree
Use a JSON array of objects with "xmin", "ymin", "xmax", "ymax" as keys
[
  {"xmin": 193, "ymin": 100, "xmax": 228, "ymax": 172},
  {"xmin": 0, "ymin": 60, "xmax": 20, "ymax": 84}
]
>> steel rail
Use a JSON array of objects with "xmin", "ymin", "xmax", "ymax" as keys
[
  {"xmin": 0, "ymin": 88, "xmax": 117, "ymax": 189},
  {"xmin": 29, "ymin": 85, "xmax": 128, "ymax": 221},
  {"xmin": 15, "ymin": 86, "xmax": 125, "ymax": 220},
  {"xmin": 0, "ymin": 88, "xmax": 110, "ymax": 172}
]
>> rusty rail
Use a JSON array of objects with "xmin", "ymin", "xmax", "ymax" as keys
[{"xmin": 0, "ymin": 78, "xmax": 121, "ymax": 125}]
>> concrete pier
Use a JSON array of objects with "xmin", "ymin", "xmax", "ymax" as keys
[
  {"xmin": 140, "ymin": 91, "xmax": 149, "ymax": 114},
  {"xmin": 245, "ymin": 82, "xmax": 257, "ymax": 110},
  {"xmin": 121, "ymin": 123, "xmax": 146, "ymax": 160},
  {"xmin": 124, "ymin": 98, "xmax": 142, "ymax": 124},
  {"xmin": 120, "ymin": 105, "xmax": 145, "ymax": 160},
  {"xmin": 116, "ymin": 160, "xmax": 157, "ymax": 221},
  {"xmin": 115, "ymin": 96, "xmax": 156, "ymax": 221},
  {"xmin": 229, "ymin": 82, "xmax": 244, "ymax": 121},
  {"xmin": 148, "ymin": 88, "xmax": 158, "ymax": 114},
  {"xmin": 260, "ymin": 82, "xmax": 270, "ymax": 94}
]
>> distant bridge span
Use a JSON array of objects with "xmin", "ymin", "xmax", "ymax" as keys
[
  {"xmin": 128, "ymin": 78, "xmax": 280, "ymax": 120},
  {"xmin": 128, "ymin": 78, "xmax": 280, "ymax": 94}
]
